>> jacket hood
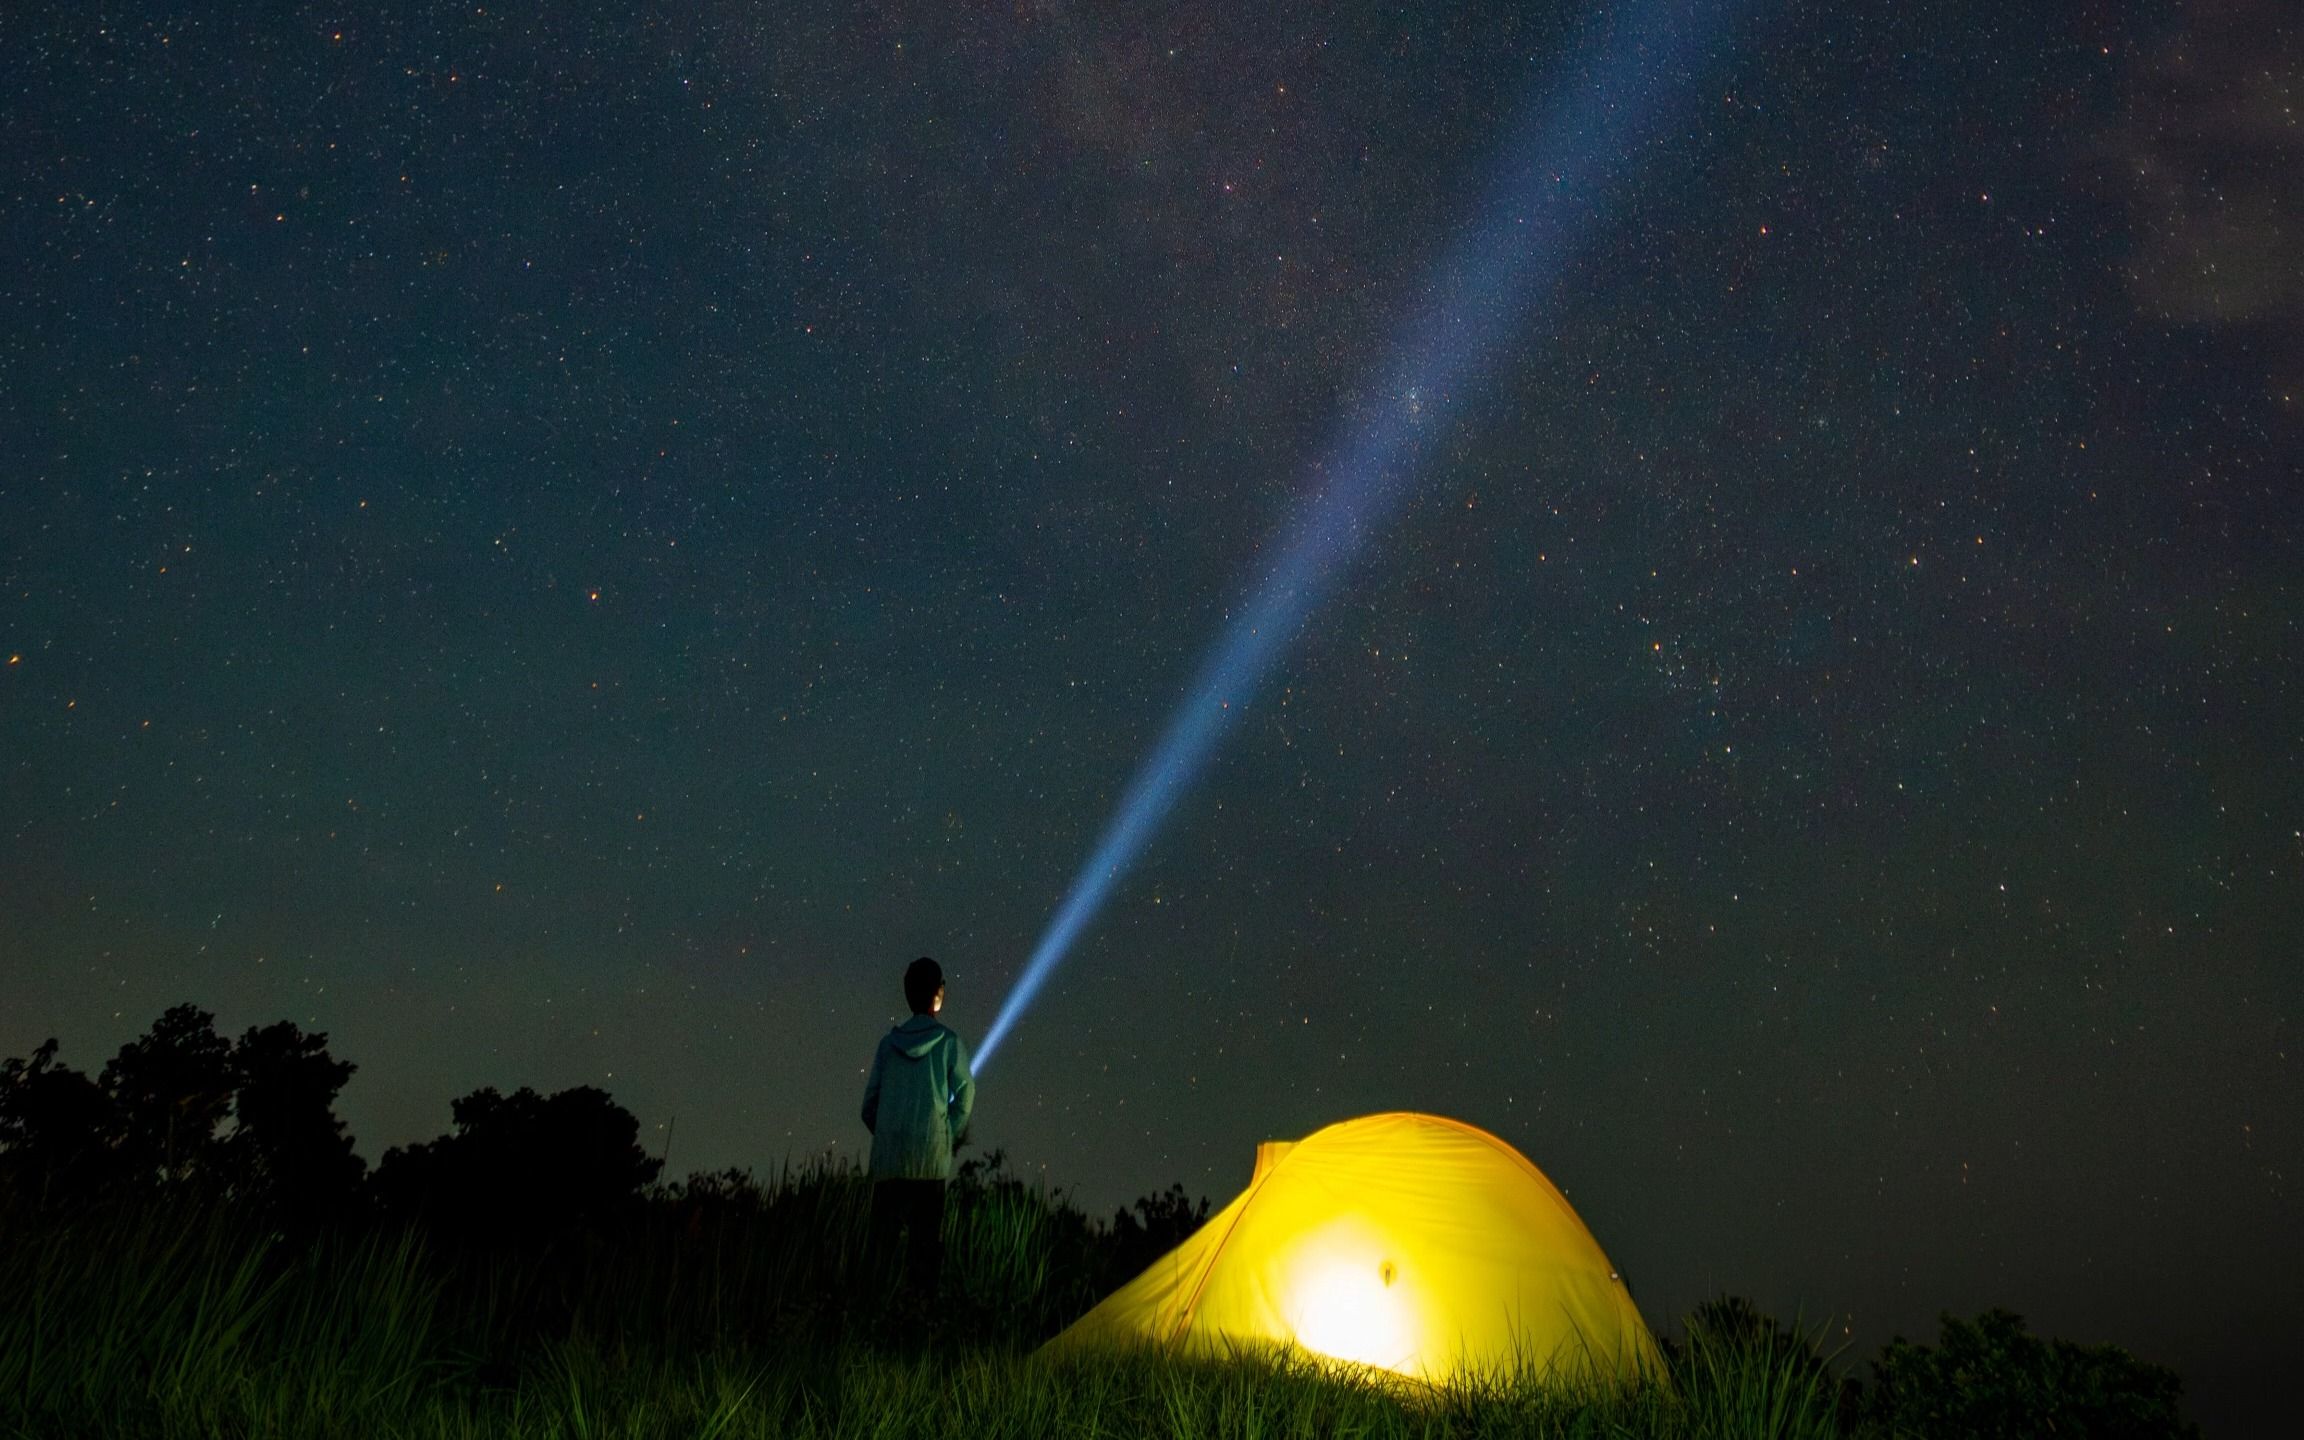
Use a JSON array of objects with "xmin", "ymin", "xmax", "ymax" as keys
[{"xmin": 887, "ymin": 1014, "xmax": 950, "ymax": 1060}]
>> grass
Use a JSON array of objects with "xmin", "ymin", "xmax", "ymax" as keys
[{"xmin": 0, "ymin": 1164, "xmax": 1868, "ymax": 1440}]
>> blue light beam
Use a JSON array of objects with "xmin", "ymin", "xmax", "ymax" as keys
[{"xmin": 976, "ymin": 0, "xmax": 1740, "ymax": 1071}]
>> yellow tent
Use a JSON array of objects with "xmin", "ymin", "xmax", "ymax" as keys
[{"xmin": 1045, "ymin": 1112, "xmax": 1662, "ymax": 1385}]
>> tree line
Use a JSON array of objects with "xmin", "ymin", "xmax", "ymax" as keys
[
  {"xmin": 0, "ymin": 1003, "xmax": 661, "ymax": 1240},
  {"xmin": 1, "ymin": 1001, "xmax": 1208, "ymax": 1258}
]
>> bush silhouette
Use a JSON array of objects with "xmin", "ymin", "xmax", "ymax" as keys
[
  {"xmin": 370, "ymin": 1084, "xmax": 663, "ymax": 1242},
  {"xmin": 1674, "ymin": 1294, "xmax": 1842, "ymax": 1384},
  {"xmin": 1103, "ymin": 1180, "xmax": 1211, "ymax": 1280},
  {"xmin": 1869, "ymin": 1308, "xmax": 2200, "ymax": 1439},
  {"xmin": 1665, "ymin": 1294, "xmax": 1858, "ymax": 1432}
]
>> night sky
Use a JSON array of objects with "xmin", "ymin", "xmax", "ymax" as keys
[{"xmin": 3, "ymin": 0, "xmax": 2297, "ymax": 1432}]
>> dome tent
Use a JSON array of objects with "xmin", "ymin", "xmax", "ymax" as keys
[{"xmin": 1045, "ymin": 1112, "xmax": 1662, "ymax": 1385}]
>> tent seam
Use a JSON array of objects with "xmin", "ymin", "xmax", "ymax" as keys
[{"xmin": 1171, "ymin": 1147, "xmax": 1296, "ymax": 1345}]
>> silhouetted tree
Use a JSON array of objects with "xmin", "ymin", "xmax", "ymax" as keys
[
  {"xmin": 370, "ymin": 1084, "xmax": 662, "ymax": 1241},
  {"xmin": 98, "ymin": 1004, "xmax": 234, "ymax": 1189},
  {"xmin": 0, "ymin": 1039, "xmax": 130, "ymax": 1207},
  {"xmin": 224, "ymin": 1020, "xmax": 365, "ymax": 1230},
  {"xmin": 4, "ymin": 1008, "xmax": 367, "ymax": 1224}
]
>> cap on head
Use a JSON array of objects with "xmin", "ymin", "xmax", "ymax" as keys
[{"xmin": 903, "ymin": 956, "xmax": 944, "ymax": 1015}]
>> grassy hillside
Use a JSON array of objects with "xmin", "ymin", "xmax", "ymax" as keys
[
  {"xmin": 0, "ymin": 1160, "xmax": 1870, "ymax": 1440},
  {"xmin": 2, "ymin": 1008, "xmax": 2200, "ymax": 1437}
]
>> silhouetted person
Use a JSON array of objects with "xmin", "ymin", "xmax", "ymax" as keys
[{"xmin": 860, "ymin": 956, "xmax": 975, "ymax": 1300}]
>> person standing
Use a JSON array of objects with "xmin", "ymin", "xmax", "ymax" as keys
[{"xmin": 860, "ymin": 956, "xmax": 975, "ymax": 1299}]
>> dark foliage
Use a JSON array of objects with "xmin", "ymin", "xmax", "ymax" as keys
[
  {"xmin": 226, "ymin": 1019, "xmax": 365, "ymax": 1231},
  {"xmin": 97, "ymin": 1003, "xmax": 235, "ymax": 1187},
  {"xmin": 1104, "ymin": 1179, "xmax": 1212, "ymax": 1280},
  {"xmin": 0, "ymin": 1038, "xmax": 132, "ymax": 1205},
  {"xmin": 368, "ymin": 1083, "xmax": 664, "ymax": 1243},
  {"xmin": 1868, "ymin": 1309, "xmax": 2201, "ymax": 1440},
  {"xmin": 1667, "ymin": 1295, "xmax": 1863, "ymax": 1428},
  {"xmin": 1671, "ymin": 1294, "xmax": 1835, "ymax": 1377},
  {"xmin": 0, "ymin": 1005, "xmax": 364, "ymax": 1221}
]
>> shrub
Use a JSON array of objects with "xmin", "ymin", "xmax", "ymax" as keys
[
  {"xmin": 1868, "ymin": 1309, "xmax": 2200, "ymax": 1439},
  {"xmin": 1668, "ymin": 1295, "xmax": 1857, "ymax": 1439}
]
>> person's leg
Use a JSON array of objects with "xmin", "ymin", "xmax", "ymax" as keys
[
  {"xmin": 868, "ymin": 1179, "xmax": 907, "ymax": 1295},
  {"xmin": 906, "ymin": 1179, "xmax": 946, "ymax": 1299}
]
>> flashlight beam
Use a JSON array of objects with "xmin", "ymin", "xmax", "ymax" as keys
[{"xmin": 977, "ymin": 0, "xmax": 1739, "ymax": 1071}]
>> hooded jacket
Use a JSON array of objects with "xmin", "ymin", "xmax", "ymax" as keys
[{"xmin": 860, "ymin": 1014, "xmax": 976, "ymax": 1180}]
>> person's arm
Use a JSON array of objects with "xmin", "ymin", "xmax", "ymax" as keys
[
  {"xmin": 861, "ymin": 1044, "xmax": 884, "ymax": 1134},
  {"xmin": 946, "ymin": 1034, "xmax": 975, "ymax": 1146}
]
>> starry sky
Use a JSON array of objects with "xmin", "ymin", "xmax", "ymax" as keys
[{"xmin": 3, "ymin": 0, "xmax": 2297, "ymax": 1431}]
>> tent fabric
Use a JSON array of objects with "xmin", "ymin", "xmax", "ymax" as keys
[{"xmin": 1045, "ymin": 1112, "xmax": 1662, "ymax": 1384}]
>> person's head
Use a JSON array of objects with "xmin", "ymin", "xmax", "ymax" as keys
[{"xmin": 903, "ymin": 956, "xmax": 945, "ymax": 1016}]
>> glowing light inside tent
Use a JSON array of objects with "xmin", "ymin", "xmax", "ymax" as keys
[
  {"xmin": 974, "ymin": 0, "xmax": 1743, "ymax": 1072},
  {"xmin": 1291, "ymin": 1252, "xmax": 1417, "ymax": 1375}
]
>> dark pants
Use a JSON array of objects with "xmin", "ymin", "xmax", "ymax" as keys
[{"xmin": 870, "ymin": 1178, "xmax": 946, "ymax": 1299}]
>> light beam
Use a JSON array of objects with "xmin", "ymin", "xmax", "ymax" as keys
[{"xmin": 977, "ymin": 0, "xmax": 1741, "ymax": 1071}]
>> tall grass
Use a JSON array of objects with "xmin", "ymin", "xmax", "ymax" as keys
[
  {"xmin": 0, "ymin": 1201, "xmax": 455, "ymax": 1436},
  {"xmin": 0, "ymin": 1167, "xmax": 1865, "ymax": 1439}
]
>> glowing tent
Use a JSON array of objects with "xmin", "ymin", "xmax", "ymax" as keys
[{"xmin": 1045, "ymin": 1112, "xmax": 1662, "ymax": 1384}]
